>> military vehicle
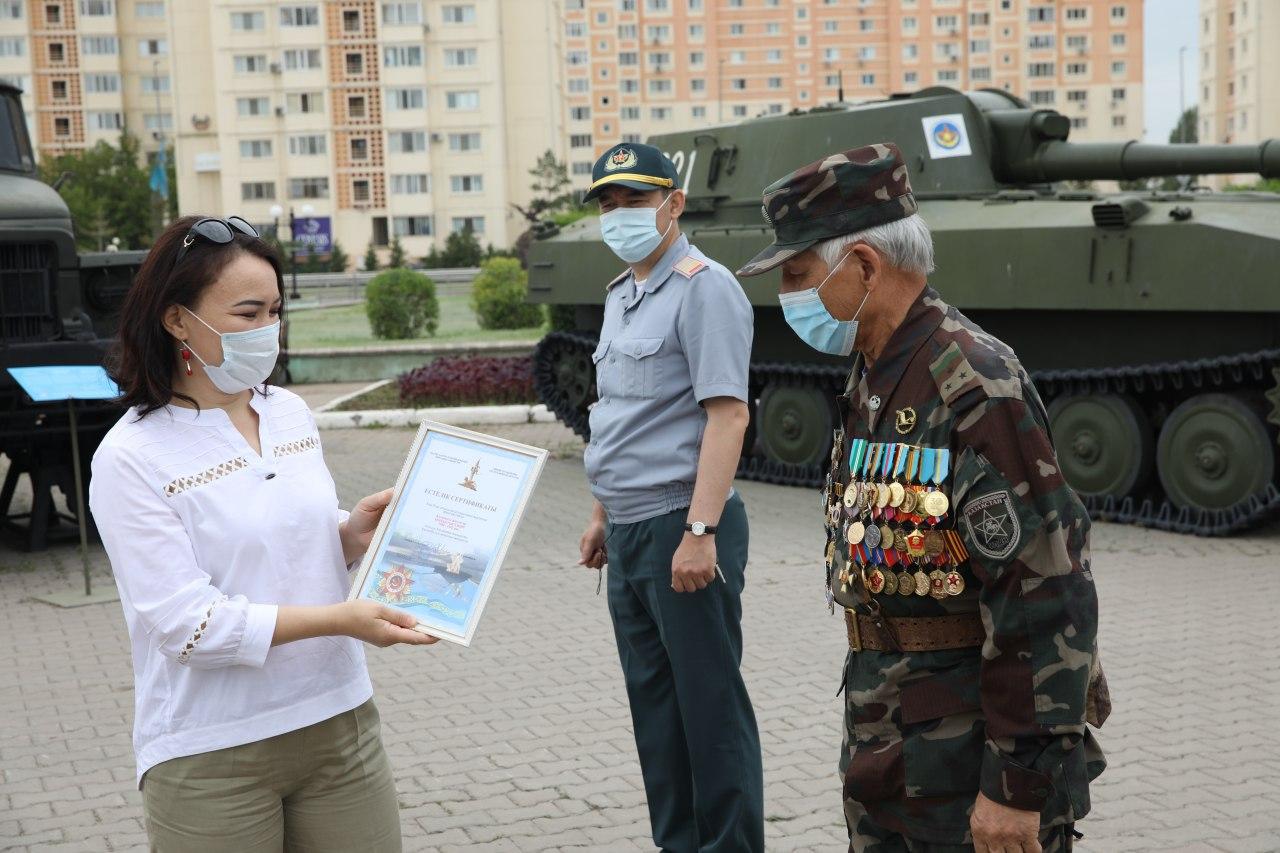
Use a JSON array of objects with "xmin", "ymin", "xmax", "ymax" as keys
[
  {"xmin": 0, "ymin": 81, "xmax": 145, "ymax": 549},
  {"xmin": 529, "ymin": 87, "xmax": 1280, "ymax": 536}
]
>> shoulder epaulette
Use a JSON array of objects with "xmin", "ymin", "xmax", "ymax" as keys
[
  {"xmin": 605, "ymin": 268, "xmax": 631, "ymax": 290},
  {"xmin": 673, "ymin": 256, "xmax": 708, "ymax": 279}
]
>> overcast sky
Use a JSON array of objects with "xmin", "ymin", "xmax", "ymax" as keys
[{"xmin": 1143, "ymin": 0, "xmax": 1200, "ymax": 142}]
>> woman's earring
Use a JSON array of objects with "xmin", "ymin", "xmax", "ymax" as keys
[{"xmin": 180, "ymin": 344, "xmax": 193, "ymax": 376}]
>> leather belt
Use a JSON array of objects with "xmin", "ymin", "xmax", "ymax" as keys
[{"xmin": 844, "ymin": 608, "xmax": 985, "ymax": 653}]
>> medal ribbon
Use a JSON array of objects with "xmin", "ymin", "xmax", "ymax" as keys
[
  {"xmin": 893, "ymin": 443, "xmax": 908, "ymax": 480},
  {"xmin": 906, "ymin": 445, "xmax": 920, "ymax": 483},
  {"xmin": 881, "ymin": 442, "xmax": 894, "ymax": 479},
  {"xmin": 863, "ymin": 442, "xmax": 878, "ymax": 479},
  {"xmin": 921, "ymin": 447, "xmax": 937, "ymax": 486},
  {"xmin": 936, "ymin": 448, "xmax": 951, "ymax": 485}
]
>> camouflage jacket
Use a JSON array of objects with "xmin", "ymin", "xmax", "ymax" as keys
[{"xmin": 828, "ymin": 286, "xmax": 1106, "ymax": 844}]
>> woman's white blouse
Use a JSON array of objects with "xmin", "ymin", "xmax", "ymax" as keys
[{"xmin": 88, "ymin": 387, "xmax": 371, "ymax": 786}]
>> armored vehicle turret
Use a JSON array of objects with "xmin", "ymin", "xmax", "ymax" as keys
[{"xmin": 529, "ymin": 87, "xmax": 1280, "ymax": 536}]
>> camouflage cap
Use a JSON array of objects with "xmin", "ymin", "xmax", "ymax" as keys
[{"xmin": 736, "ymin": 142, "xmax": 918, "ymax": 277}]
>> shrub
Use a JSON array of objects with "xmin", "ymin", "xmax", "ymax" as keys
[
  {"xmin": 398, "ymin": 355, "xmax": 535, "ymax": 407},
  {"xmin": 471, "ymin": 257, "xmax": 545, "ymax": 330},
  {"xmin": 549, "ymin": 304, "xmax": 577, "ymax": 332},
  {"xmin": 365, "ymin": 268, "xmax": 439, "ymax": 340}
]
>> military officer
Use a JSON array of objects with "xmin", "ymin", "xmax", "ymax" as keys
[
  {"xmin": 737, "ymin": 143, "xmax": 1108, "ymax": 853},
  {"xmin": 575, "ymin": 142, "xmax": 763, "ymax": 853}
]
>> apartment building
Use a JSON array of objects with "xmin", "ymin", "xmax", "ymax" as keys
[
  {"xmin": 1199, "ymin": 0, "xmax": 1278, "ymax": 188},
  {"xmin": 561, "ymin": 0, "xmax": 1144, "ymax": 191},
  {"xmin": 167, "ymin": 1, "xmax": 561, "ymax": 258},
  {"xmin": 0, "ymin": 0, "xmax": 172, "ymax": 160}
]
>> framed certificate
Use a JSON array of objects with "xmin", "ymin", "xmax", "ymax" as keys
[{"xmin": 347, "ymin": 420, "xmax": 548, "ymax": 646}]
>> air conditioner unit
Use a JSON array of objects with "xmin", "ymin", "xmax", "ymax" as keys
[
  {"xmin": 274, "ymin": 106, "xmax": 285, "ymax": 117},
  {"xmin": 269, "ymin": 62, "xmax": 281, "ymax": 74},
  {"xmin": 430, "ymin": 132, "xmax": 441, "ymax": 143}
]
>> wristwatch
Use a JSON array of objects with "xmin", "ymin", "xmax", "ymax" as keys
[{"xmin": 684, "ymin": 521, "xmax": 718, "ymax": 536}]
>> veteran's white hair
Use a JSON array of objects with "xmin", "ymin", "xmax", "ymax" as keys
[{"xmin": 814, "ymin": 213, "xmax": 936, "ymax": 278}]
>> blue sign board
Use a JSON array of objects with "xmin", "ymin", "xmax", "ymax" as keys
[
  {"xmin": 6, "ymin": 365, "xmax": 120, "ymax": 403},
  {"xmin": 295, "ymin": 216, "xmax": 332, "ymax": 255}
]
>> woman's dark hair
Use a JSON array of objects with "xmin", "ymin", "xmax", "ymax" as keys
[{"xmin": 108, "ymin": 214, "xmax": 284, "ymax": 417}]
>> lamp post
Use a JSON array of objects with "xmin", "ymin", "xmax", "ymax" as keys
[
  {"xmin": 272, "ymin": 202, "xmax": 314, "ymax": 300},
  {"xmin": 1177, "ymin": 45, "xmax": 1187, "ymax": 143}
]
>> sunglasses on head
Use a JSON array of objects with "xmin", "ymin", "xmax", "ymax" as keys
[{"xmin": 173, "ymin": 216, "xmax": 260, "ymax": 268}]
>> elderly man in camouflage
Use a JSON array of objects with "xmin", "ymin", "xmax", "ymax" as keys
[{"xmin": 737, "ymin": 143, "xmax": 1108, "ymax": 853}]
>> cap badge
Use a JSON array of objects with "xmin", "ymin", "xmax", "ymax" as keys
[
  {"xmin": 932, "ymin": 121, "xmax": 962, "ymax": 150},
  {"xmin": 606, "ymin": 148, "xmax": 638, "ymax": 172}
]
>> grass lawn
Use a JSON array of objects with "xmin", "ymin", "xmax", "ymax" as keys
[{"xmin": 287, "ymin": 295, "xmax": 547, "ymax": 349}]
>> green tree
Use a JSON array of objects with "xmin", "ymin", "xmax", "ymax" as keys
[
  {"xmin": 362, "ymin": 241, "xmax": 380, "ymax": 272},
  {"xmin": 1225, "ymin": 178, "xmax": 1280, "ymax": 193},
  {"xmin": 512, "ymin": 149, "xmax": 573, "ymax": 225},
  {"xmin": 1170, "ymin": 106, "xmax": 1198, "ymax": 144},
  {"xmin": 470, "ymin": 257, "xmax": 544, "ymax": 330},
  {"xmin": 387, "ymin": 235, "xmax": 407, "ymax": 269},
  {"xmin": 365, "ymin": 268, "xmax": 439, "ymax": 339},
  {"xmin": 39, "ymin": 131, "xmax": 154, "ymax": 250},
  {"xmin": 327, "ymin": 240, "xmax": 349, "ymax": 273},
  {"xmin": 439, "ymin": 226, "xmax": 483, "ymax": 267}
]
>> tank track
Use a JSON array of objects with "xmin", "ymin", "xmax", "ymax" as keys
[{"xmin": 534, "ymin": 332, "xmax": 1280, "ymax": 536}]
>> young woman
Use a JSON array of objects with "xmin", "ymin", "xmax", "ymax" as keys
[{"xmin": 89, "ymin": 215, "xmax": 435, "ymax": 853}]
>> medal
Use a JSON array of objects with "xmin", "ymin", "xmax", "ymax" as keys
[
  {"xmin": 905, "ymin": 528, "xmax": 926, "ymax": 558},
  {"xmin": 929, "ymin": 569, "xmax": 948, "ymax": 599},
  {"xmin": 847, "ymin": 520, "xmax": 866, "ymax": 545},
  {"xmin": 945, "ymin": 570, "xmax": 966, "ymax": 596},
  {"xmin": 923, "ymin": 490, "xmax": 950, "ymax": 518},
  {"xmin": 867, "ymin": 568, "xmax": 885, "ymax": 595},
  {"xmin": 913, "ymin": 569, "xmax": 930, "ymax": 596},
  {"xmin": 843, "ymin": 487, "xmax": 858, "ymax": 509},
  {"xmin": 899, "ymin": 487, "xmax": 918, "ymax": 515},
  {"xmin": 862, "ymin": 522, "xmax": 881, "ymax": 549},
  {"xmin": 892, "ymin": 528, "xmax": 908, "ymax": 552},
  {"xmin": 875, "ymin": 483, "xmax": 891, "ymax": 509},
  {"xmin": 881, "ymin": 570, "xmax": 899, "ymax": 595},
  {"xmin": 879, "ymin": 523, "xmax": 894, "ymax": 549},
  {"xmin": 896, "ymin": 571, "xmax": 915, "ymax": 597},
  {"xmin": 923, "ymin": 530, "xmax": 946, "ymax": 558},
  {"xmin": 888, "ymin": 481, "xmax": 905, "ymax": 507}
]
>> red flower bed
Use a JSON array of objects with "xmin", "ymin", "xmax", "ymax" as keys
[{"xmin": 398, "ymin": 355, "xmax": 536, "ymax": 407}]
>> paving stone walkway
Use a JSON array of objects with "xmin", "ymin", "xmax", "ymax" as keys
[{"xmin": 1, "ymin": 422, "xmax": 1278, "ymax": 851}]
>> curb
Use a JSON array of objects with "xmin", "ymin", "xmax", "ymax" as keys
[{"xmin": 314, "ymin": 403, "xmax": 558, "ymax": 430}]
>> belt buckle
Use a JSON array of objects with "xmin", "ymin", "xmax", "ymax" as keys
[{"xmin": 847, "ymin": 608, "xmax": 862, "ymax": 653}]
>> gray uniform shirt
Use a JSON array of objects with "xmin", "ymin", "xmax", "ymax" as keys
[{"xmin": 583, "ymin": 234, "xmax": 754, "ymax": 524}]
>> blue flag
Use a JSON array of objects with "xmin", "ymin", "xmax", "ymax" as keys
[{"xmin": 149, "ymin": 144, "xmax": 169, "ymax": 200}]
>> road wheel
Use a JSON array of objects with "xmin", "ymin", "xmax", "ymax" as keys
[
  {"xmin": 1048, "ymin": 394, "xmax": 1153, "ymax": 497},
  {"xmin": 757, "ymin": 381, "xmax": 835, "ymax": 468},
  {"xmin": 1157, "ymin": 393, "xmax": 1275, "ymax": 511}
]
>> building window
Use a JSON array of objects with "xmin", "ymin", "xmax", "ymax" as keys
[
  {"xmin": 1027, "ymin": 6, "xmax": 1053, "ymax": 23},
  {"xmin": 0, "ymin": 0, "xmax": 21, "ymax": 17},
  {"xmin": 287, "ymin": 92, "xmax": 324, "ymax": 114},
  {"xmin": 48, "ymin": 42, "xmax": 66, "ymax": 63},
  {"xmin": 1027, "ymin": 62, "xmax": 1055, "ymax": 78},
  {"xmin": 349, "ymin": 138, "xmax": 370, "ymax": 161},
  {"xmin": 451, "ymin": 216, "xmax": 484, "ymax": 235},
  {"xmin": 1111, "ymin": 33, "xmax": 1126, "ymax": 48},
  {"xmin": 45, "ymin": 3, "xmax": 61, "ymax": 24},
  {"xmin": 446, "ymin": 90, "xmax": 479, "ymax": 110},
  {"xmin": 730, "ymin": 78, "xmax": 746, "ymax": 91},
  {"xmin": 239, "ymin": 96, "xmax": 271, "ymax": 115},
  {"xmin": 289, "ymin": 178, "xmax": 329, "ymax": 199},
  {"xmin": 904, "ymin": 71, "xmax": 918, "ymax": 85},
  {"xmin": 569, "ymin": 133, "xmax": 592, "ymax": 148},
  {"xmin": 692, "ymin": 105, "xmax": 706, "ymax": 117},
  {"xmin": 442, "ymin": 4, "xmax": 475, "ymax": 23},
  {"xmin": 651, "ymin": 106, "xmax": 671, "ymax": 119},
  {"xmin": 1110, "ymin": 5, "xmax": 1126, "ymax": 20},
  {"xmin": 230, "ymin": 11, "xmax": 264, "ymax": 30},
  {"xmin": 1066, "ymin": 8, "xmax": 1088, "ymax": 21},
  {"xmin": 618, "ymin": 51, "xmax": 638, "ymax": 65},
  {"xmin": 970, "ymin": 67, "xmax": 991, "ymax": 82},
  {"xmin": 50, "ymin": 79, "xmax": 68, "ymax": 100},
  {"xmin": 1070, "ymin": 117, "xmax": 1087, "ymax": 129},
  {"xmin": 342, "ymin": 9, "xmax": 361, "ymax": 31},
  {"xmin": 1066, "ymin": 35, "xmax": 1088, "ymax": 50},
  {"xmin": 345, "ymin": 53, "xmax": 364, "ymax": 75},
  {"xmin": 280, "ymin": 5, "xmax": 318, "ymax": 26},
  {"xmin": 388, "ymin": 131, "xmax": 426, "ymax": 153},
  {"xmin": 767, "ymin": 48, "xmax": 782, "ymax": 62},
  {"xmin": 234, "ymin": 54, "xmax": 267, "ymax": 74},
  {"xmin": 348, "ymin": 95, "xmax": 366, "ymax": 118},
  {"xmin": 567, "ymin": 77, "xmax": 589, "ymax": 93},
  {"xmin": 861, "ymin": 73, "xmax": 876, "ymax": 86},
  {"xmin": 1027, "ymin": 35, "xmax": 1054, "ymax": 50},
  {"xmin": 969, "ymin": 12, "xmax": 989, "ymax": 26},
  {"xmin": 141, "ymin": 75, "xmax": 170, "ymax": 94},
  {"xmin": 732, "ymin": 105, "xmax": 747, "ymax": 117},
  {"xmin": 1111, "ymin": 87, "xmax": 1126, "ymax": 101},
  {"xmin": 393, "ymin": 216, "xmax": 433, "ymax": 236},
  {"xmin": 388, "ymin": 87, "xmax": 425, "ymax": 110},
  {"xmin": 1028, "ymin": 90, "xmax": 1055, "ymax": 105},
  {"xmin": 903, "ymin": 44, "xmax": 918, "ymax": 60},
  {"xmin": 444, "ymin": 48, "xmax": 477, "ymax": 67},
  {"xmin": 1066, "ymin": 62, "xmax": 1087, "ymax": 75},
  {"xmin": 571, "ymin": 162, "xmax": 592, "ymax": 175},
  {"xmin": 241, "ymin": 182, "xmax": 275, "ymax": 201},
  {"xmin": 79, "ymin": 0, "xmax": 113, "ymax": 15},
  {"xmin": 691, "ymin": 78, "xmax": 705, "ymax": 92},
  {"xmin": 449, "ymin": 132, "xmax": 481, "ymax": 151},
  {"xmin": 689, "ymin": 50, "xmax": 706, "ymax": 65},
  {"xmin": 351, "ymin": 179, "xmax": 371, "ymax": 203},
  {"xmin": 1111, "ymin": 115, "xmax": 1125, "ymax": 128},
  {"xmin": 902, "ymin": 16, "xmax": 916, "ymax": 31},
  {"xmin": 289, "ymin": 134, "xmax": 327, "ymax": 155},
  {"xmin": 384, "ymin": 45, "xmax": 424, "ymax": 67},
  {"xmin": 620, "ymin": 106, "xmax": 640, "ymax": 119},
  {"xmin": 620, "ymin": 79, "xmax": 638, "ymax": 93},
  {"xmin": 570, "ymin": 106, "xmax": 590, "ymax": 120},
  {"xmin": 390, "ymin": 174, "xmax": 430, "ymax": 194},
  {"xmin": 381, "ymin": 2, "xmax": 421, "ymax": 25},
  {"xmin": 0, "ymin": 37, "xmax": 25, "ymax": 57},
  {"xmin": 81, "ymin": 35, "xmax": 118, "ymax": 55},
  {"xmin": 859, "ymin": 19, "xmax": 873, "ymax": 31},
  {"xmin": 450, "ymin": 175, "xmax": 483, "ymax": 193},
  {"xmin": 1066, "ymin": 90, "xmax": 1087, "ymax": 102},
  {"xmin": 88, "ymin": 110, "xmax": 121, "ymax": 130},
  {"xmin": 1111, "ymin": 61, "xmax": 1126, "ymax": 75},
  {"xmin": 284, "ymin": 48, "xmax": 322, "ymax": 70},
  {"xmin": 84, "ymin": 72, "xmax": 120, "ymax": 93},
  {"xmin": 239, "ymin": 139, "xmax": 273, "ymax": 158}
]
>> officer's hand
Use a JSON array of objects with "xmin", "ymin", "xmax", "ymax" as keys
[
  {"xmin": 578, "ymin": 521, "xmax": 607, "ymax": 570},
  {"xmin": 971, "ymin": 792, "xmax": 1042, "ymax": 853},
  {"xmin": 671, "ymin": 534, "xmax": 716, "ymax": 593}
]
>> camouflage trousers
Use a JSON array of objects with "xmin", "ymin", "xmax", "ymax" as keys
[{"xmin": 845, "ymin": 799, "xmax": 1075, "ymax": 853}]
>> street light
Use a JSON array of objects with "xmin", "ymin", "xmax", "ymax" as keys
[{"xmin": 275, "ymin": 202, "xmax": 314, "ymax": 300}]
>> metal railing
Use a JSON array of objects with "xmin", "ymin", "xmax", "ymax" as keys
[{"xmin": 285, "ymin": 267, "xmax": 480, "ymax": 306}]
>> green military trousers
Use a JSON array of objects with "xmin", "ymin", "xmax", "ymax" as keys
[{"xmin": 605, "ymin": 493, "xmax": 764, "ymax": 853}]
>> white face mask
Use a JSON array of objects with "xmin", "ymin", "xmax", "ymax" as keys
[
  {"xmin": 181, "ymin": 307, "xmax": 280, "ymax": 394},
  {"xmin": 599, "ymin": 192, "xmax": 675, "ymax": 264}
]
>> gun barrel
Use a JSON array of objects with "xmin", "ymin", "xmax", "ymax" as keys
[{"xmin": 1003, "ymin": 139, "xmax": 1280, "ymax": 183}]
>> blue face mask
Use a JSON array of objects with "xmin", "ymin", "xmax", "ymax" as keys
[
  {"xmin": 599, "ymin": 193, "xmax": 674, "ymax": 264},
  {"xmin": 778, "ymin": 254, "xmax": 871, "ymax": 357}
]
